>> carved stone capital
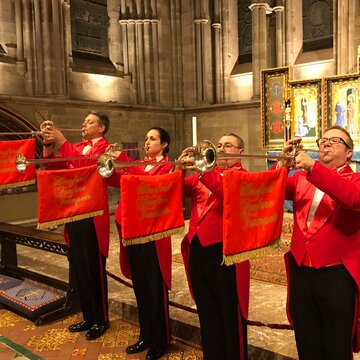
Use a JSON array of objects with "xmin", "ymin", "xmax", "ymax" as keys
[
  {"xmin": 194, "ymin": 18, "xmax": 208, "ymax": 25},
  {"xmin": 249, "ymin": 3, "xmax": 272, "ymax": 14},
  {"xmin": 212, "ymin": 23, "xmax": 222, "ymax": 29}
]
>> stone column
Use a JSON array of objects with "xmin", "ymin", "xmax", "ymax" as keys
[
  {"xmin": 120, "ymin": 0, "xmax": 128, "ymax": 74},
  {"xmin": 151, "ymin": 0, "xmax": 160, "ymax": 104},
  {"xmin": 108, "ymin": 5, "xmax": 123, "ymax": 72},
  {"xmin": 249, "ymin": 2, "xmax": 270, "ymax": 99},
  {"xmin": 144, "ymin": 19, "xmax": 152, "ymax": 103},
  {"xmin": 119, "ymin": 20, "xmax": 129, "ymax": 74},
  {"xmin": 128, "ymin": 20, "xmax": 138, "ymax": 103},
  {"xmin": 61, "ymin": 0, "xmax": 72, "ymax": 69},
  {"xmin": 52, "ymin": 0, "xmax": 65, "ymax": 95},
  {"xmin": 22, "ymin": 0, "xmax": 34, "ymax": 95},
  {"xmin": 212, "ymin": 22, "xmax": 222, "ymax": 103},
  {"xmin": 170, "ymin": 0, "xmax": 181, "ymax": 107},
  {"xmin": 42, "ymin": 0, "xmax": 52, "ymax": 95},
  {"xmin": 194, "ymin": 19, "xmax": 208, "ymax": 102},
  {"xmin": 273, "ymin": 6, "xmax": 284, "ymax": 68},
  {"xmin": 135, "ymin": 20, "xmax": 146, "ymax": 104},
  {"xmin": 34, "ymin": 0, "xmax": 44, "ymax": 95},
  {"xmin": 151, "ymin": 19, "xmax": 160, "ymax": 103},
  {"xmin": 14, "ymin": 0, "xmax": 26, "ymax": 75},
  {"xmin": 212, "ymin": 0, "xmax": 223, "ymax": 103},
  {"xmin": 336, "ymin": 0, "xmax": 356, "ymax": 74}
]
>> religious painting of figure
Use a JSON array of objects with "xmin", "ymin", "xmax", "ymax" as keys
[
  {"xmin": 261, "ymin": 67, "xmax": 290, "ymax": 149},
  {"xmin": 290, "ymin": 80, "xmax": 322, "ymax": 148},
  {"xmin": 326, "ymin": 75, "xmax": 360, "ymax": 145}
]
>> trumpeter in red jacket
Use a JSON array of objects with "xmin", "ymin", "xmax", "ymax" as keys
[
  {"xmin": 278, "ymin": 125, "xmax": 360, "ymax": 359},
  {"xmin": 41, "ymin": 112, "xmax": 110, "ymax": 340},
  {"xmin": 177, "ymin": 133, "xmax": 250, "ymax": 360}
]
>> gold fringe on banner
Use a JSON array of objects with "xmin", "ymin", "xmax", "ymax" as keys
[
  {"xmin": 37, "ymin": 210, "xmax": 104, "ymax": 230},
  {"xmin": 0, "ymin": 179, "xmax": 35, "ymax": 190},
  {"xmin": 222, "ymin": 238, "xmax": 280, "ymax": 266},
  {"xmin": 122, "ymin": 226, "xmax": 185, "ymax": 247}
]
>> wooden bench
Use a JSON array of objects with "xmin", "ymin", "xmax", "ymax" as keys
[{"xmin": 0, "ymin": 222, "xmax": 79, "ymax": 324}]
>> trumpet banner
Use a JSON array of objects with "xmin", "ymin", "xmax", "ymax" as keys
[
  {"xmin": 223, "ymin": 167, "xmax": 287, "ymax": 265},
  {"xmin": 37, "ymin": 165, "xmax": 104, "ymax": 229},
  {"xmin": 0, "ymin": 139, "xmax": 36, "ymax": 189},
  {"xmin": 121, "ymin": 171, "xmax": 184, "ymax": 245}
]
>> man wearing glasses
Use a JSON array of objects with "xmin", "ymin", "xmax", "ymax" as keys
[
  {"xmin": 279, "ymin": 125, "xmax": 360, "ymax": 359},
  {"xmin": 177, "ymin": 133, "xmax": 250, "ymax": 360}
]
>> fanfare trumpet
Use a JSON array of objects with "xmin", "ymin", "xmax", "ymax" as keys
[
  {"xmin": 15, "ymin": 146, "xmax": 151, "ymax": 177},
  {"xmin": 1, "ymin": 128, "xmax": 82, "ymax": 137},
  {"xmin": 97, "ymin": 140, "xmax": 293, "ymax": 177},
  {"xmin": 192, "ymin": 140, "xmax": 360, "ymax": 171},
  {"xmin": 193, "ymin": 140, "xmax": 288, "ymax": 172}
]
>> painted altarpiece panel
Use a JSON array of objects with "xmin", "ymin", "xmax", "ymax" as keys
[
  {"xmin": 325, "ymin": 75, "xmax": 360, "ymax": 148},
  {"xmin": 261, "ymin": 67, "xmax": 289, "ymax": 149},
  {"xmin": 289, "ymin": 79, "xmax": 323, "ymax": 149}
]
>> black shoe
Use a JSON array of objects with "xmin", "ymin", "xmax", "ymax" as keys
[
  {"xmin": 85, "ymin": 321, "xmax": 109, "ymax": 340},
  {"xmin": 146, "ymin": 345, "xmax": 167, "ymax": 360},
  {"xmin": 126, "ymin": 340, "xmax": 150, "ymax": 354},
  {"xmin": 68, "ymin": 321, "xmax": 93, "ymax": 332}
]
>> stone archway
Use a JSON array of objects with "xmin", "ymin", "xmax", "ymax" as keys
[{"xmin": 0, "ymin": 106, "xmax": 42, "ymax": 157}]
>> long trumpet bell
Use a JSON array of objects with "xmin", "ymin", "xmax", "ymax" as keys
[
  {"xmin": 15, "ymin": 153, "xmax": 97, "ymax": 172},
  {"xmin": 16, "ymin": 154, "xmax": 28, "ymax": 173},
  {"xmin": 97, "ymin": 153, "xmax": 115, "ymax": 178},
  {"xmin": 193, "ymin": 140, "xmax": 217, "ymax": 172}
]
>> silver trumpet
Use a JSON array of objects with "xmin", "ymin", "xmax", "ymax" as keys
[
  {"xmin": 15, "ymin": 146, "xmax": 151, "ymax": 177},
  {"xmin": 192, "ymin": 140, "xmax": 289, "ymax": 172}
]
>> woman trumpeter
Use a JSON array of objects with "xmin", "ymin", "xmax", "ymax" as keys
[{"xmin": 107, "ymin": 127, "xmax": 174, "ymax": 360}]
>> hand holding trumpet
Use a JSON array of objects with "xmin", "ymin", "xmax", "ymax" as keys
[
  {"xmin": 176, "ymin": 146, "xmax": 203, "ymax": 173},
  {"xmin": 280, "ymin": 137, "xmax": 316, "ymax": 171},
  {"xmin": 40, "ymin": 120, "xmax": 67, "ymax": 148}
]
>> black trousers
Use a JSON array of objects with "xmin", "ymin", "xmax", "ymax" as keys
[
  {"xmin": 289, "ymin": 256, "xmax": 355, "ymax": 360},
  {"xmin": 67, "ymin": 218, "xmax": 108, "ymax": 325},
  {"xmin": 126, "ymin": 241, "xmax": 170, "ymax": 348},
  {"xmin": 189, "ymin": 236, "xmax": 247, "ymax": 360}
]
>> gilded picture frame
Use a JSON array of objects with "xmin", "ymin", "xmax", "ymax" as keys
[
  {"xmin": 324, "ymin": 74, "xmax": 360, "ymax": 147},
  {"xmin": 289, "ymin": 79, "xmax": 323, "ymax": 149},
  {"xmin": 260, "ymin": 67, "xmax": 290, "ymax": 149}
]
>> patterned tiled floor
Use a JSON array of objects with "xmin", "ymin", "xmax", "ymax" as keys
[{"xmin": 0, "ymin": 309, "xmax": 203, "ymax": 360}]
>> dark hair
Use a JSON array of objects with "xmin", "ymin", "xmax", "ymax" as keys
[
  {"xmin": 90, "ymin": 111, "xmax": 110, "ymax": 135},
  {"xmin": 222, "ymin": 132, "xmax": 245, "ymax": 150},
  {"xmin": 149, "ymin": 127, "xmax": 170, "ymax": 155},
  {"xmin": 325, "ymin": 125, "xmax": 353, "ymax": 149}
]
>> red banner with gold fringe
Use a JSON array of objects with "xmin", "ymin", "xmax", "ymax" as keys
[
  {"xmin": 121, "ymin": 171, "xmax": 184, "ymax": 245},
  {"xmin": 0, "ymin": 139, "xmax": 35, "ymax": 189},
  {"xmin": 223, "ymin": 167, "xmax": 287, "ymax": 265},
  {"xmin": 37, "ymin": 165, "xmax": 104, "ymax": 229}
]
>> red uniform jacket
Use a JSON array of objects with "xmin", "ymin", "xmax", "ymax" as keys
[
  {"xmin": 43, "ymin": 138, "xmax": 110, "ymax": 257},
  {"xmin": 106, "ymin": 152, "xmax": 174, "ymax": 289},
  {"xmin": 284, "ymin": 162, "xmax": 360, "ymax": 350},
  {"xmin": 181, "ymin": 164, "xmax": 250, "ymax": 320}
]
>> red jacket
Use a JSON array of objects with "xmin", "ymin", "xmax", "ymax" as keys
[
  {"xmin": 106, "ymin": 152, "xmax": 175, "ymax": 289},
  {"xmin": 284, "ymin": 162, "xmax": 360, "ymax": 350},
  {"xmin": 43, "ymin": 138, "xmax": 110, "ymax": 257},
  {"xmin": 181, "ymin": 164, "xmax": 250, "ymax": 320},
  {"xmin": 285, "ymin": 163, "xmax": 360, "ymax": 283}
]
